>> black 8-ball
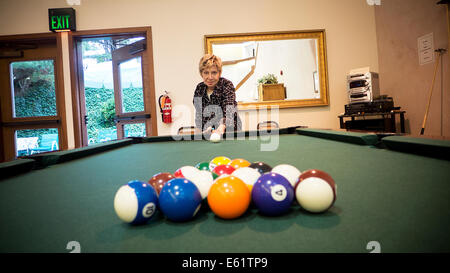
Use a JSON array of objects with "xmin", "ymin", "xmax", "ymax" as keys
[{"xmin": 249, "ymin": 161, "xmax": 272, "ymax": 174}]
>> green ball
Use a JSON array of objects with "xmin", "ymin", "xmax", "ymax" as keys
[{"xmin": 195, "ymin": 162, "xmax": 210, "ymax": 171}]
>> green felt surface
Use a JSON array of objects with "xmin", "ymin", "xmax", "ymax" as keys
[
  {"xmin": 0, "ymin": 133, "xmax": 449, "ymax": 253},
  {"xmin": 296, "ymin": 128, "xmax": 380, "ymax": 146},
  {"xmin": 0, "ymin": 158, "xmax": 36, "ymax": 179},
  {"xmin": 25, "ymin": 138, "xmax": 133, "ymax": 168},
  {"xmin": 382, "ymin": 136, "xmax": 450, "ymax": 160}
]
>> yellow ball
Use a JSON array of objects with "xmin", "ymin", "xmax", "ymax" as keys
[{"xmin": 209, "ymin": 156, "xmax": 231, "ymax": 171}]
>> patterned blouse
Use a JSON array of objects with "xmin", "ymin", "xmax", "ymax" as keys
[{"xmin": 193, "ymin": 77, "xmax": 242, "ymax": 132}]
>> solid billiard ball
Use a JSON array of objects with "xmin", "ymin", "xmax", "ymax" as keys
[
  {"xmin": 212, "ymin": 164, "xmax": 236, "ymax": 177},
  {"xmin": 231, "ymin": 167, "xmax": 261, "ymax": 192},
  {"xmin": 228, "ymin": 158, "xmax": 251, "ymax": 169},
  {"xmin": 295, "ymin": 169, "xmax": 337, "ymax": 213},
  {"xmin": 159, "ymin": 178, "xmax": 202, "ymax": 222},
  {"xmin": 209, "ymin": 156, "xmax": 231, "ymax": 170},
  {"xmin": 271, "ymin": 164, "xmax": 302, "ymax": 187},
  {"xmin": 207, "ymin": 176, "xmax": 250, "ymax": 219},
  {"xmin": 209, "ymin": 132, "xmax": 221, "ymax": 143},
  {"xmin": 148, "ymin": 172, "xmax": 174, "ymax": 195},
  {"xmin": 195, "ymin": 161, "xmax": 211, "ymax": 171},
  {"xmin": 252, "ymin": 173, "xmax": 294, "ymax": 216},
  {"xmin": 114, "ymin": 180, "xmax": 158, "ymax": 225},
  {"xmin": 249, "ymin": 161, "xmax": 272, "ymax": 174}
]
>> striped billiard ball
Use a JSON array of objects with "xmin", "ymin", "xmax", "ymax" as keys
[
  {"xmin": 114, "ymin": 180, "xmax": 158, "ymax": 225},
  {"xmin": 295, "ymin": 169, "xmax": 337, "ymax": 213}
]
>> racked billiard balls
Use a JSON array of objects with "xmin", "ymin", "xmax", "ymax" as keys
[
  {"xmin": 159, "ymin": 178, "xmax": 202, "ymax": 222},
  {"xmin": 249, "ymin": 161, "xmax": 272, "ymax": 174},
  {"xmin": 207, "ymin": 175, "xmax": 250, "ymax": 219},
  {"xmin": 114, "ymin": 180, "xmax": 158, "ymax": 225},
  {"xmin": 295, "ymin": 169, "xmax": 337, "ymax": 213},
  {"xmin": 252, "ymin": 173, "xmax": 294, "ymax": 216}
]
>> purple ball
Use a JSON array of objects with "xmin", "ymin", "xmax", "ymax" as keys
[{"xmin": 252, "ymin": 172, "xmax": 294, "ymax": 216}]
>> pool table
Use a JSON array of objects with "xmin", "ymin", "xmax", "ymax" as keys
[{"xmin": 1, "ymin": 127, "xmax": 449, "ymax": 254}]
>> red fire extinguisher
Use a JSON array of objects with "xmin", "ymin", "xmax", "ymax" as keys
[{"xmin": 158, "ymin": 92, "xmax": 172, "ymax": 123}]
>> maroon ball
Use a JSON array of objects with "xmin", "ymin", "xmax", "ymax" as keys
[
  {"xmin": 148, "ymin": 172, "xmax": 174, "ymax": 195},
  {"xmin": 295, "ymin": 169, "xmax": 337, "ymax": 212}
]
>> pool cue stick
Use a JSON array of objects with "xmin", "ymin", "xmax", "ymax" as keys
[
  {"xmin": 420, "ymin": 49, "xmax": 447, "ymax": 135},
  {"xmin": 420, "ymin": 50, "xmax": 441, "ymax": 135}
]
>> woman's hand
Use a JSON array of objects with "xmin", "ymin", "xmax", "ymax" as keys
[{"xmin": 202, "ymin": 126, "xmax": 213, "ymax": 134}]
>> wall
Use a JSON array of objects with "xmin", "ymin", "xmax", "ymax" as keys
[
  {"xmin": 374, "ymin": 0, "xmax": 449, "ymax": 136},
  {"xmin": 0, "ymin": 0, "xmax": 380, "ymax": 136}
]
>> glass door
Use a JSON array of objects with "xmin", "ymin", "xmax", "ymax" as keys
[
  {"xmin": 111, "ymin": 39, "xmax": 150, "ymax": 138},
  {"xmin": 77, "ymin": 36, "xmax": 149, "ymax": 145},
  {"xmin": 0, "ymin": 35, "xmax": 65, "ymax": 161},
  {"xmin": 72, "ymin": 28, "xmax": 157, "ymax": 147}
]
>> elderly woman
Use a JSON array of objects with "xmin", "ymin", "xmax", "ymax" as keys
[{"xmin": 193, "ymin": 54, "xmax": 242, "ymax": 134}]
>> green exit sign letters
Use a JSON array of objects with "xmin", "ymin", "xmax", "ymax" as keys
[{"xmin": 48, "ymin": 8, "xmax": 76, "ymax": 32}]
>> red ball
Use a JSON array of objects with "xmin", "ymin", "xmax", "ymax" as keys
[{"xmin": 212, "ymin": 164, "xmax": 236, "ymax": 177}]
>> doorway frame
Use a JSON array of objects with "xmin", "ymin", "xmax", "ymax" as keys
[
  {"xmin": 68, "ymin": 27, "xmax": 157, "ymax": 148},
  {"xmin": 0, "ymin": 32, "xmax": 68, "ymax": 162}
]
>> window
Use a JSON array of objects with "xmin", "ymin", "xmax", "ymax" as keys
[
  {"xmin": 10, "ymin": 60, "xmax": 57, "ymax": 117},
  {"xmin": 15, "ymin": 128, "xmax": 59, "ymax": 156},
  {"xmin": 124, "ymin": 123, "xmax": 146, "ymax": 138}
]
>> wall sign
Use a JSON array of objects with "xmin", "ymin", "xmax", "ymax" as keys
[{"xmin": 48, "ymin": 8, "xmax": 76, "ymax": 32}]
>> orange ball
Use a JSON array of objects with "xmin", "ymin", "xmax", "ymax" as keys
[
  {"xmin": 229, "ymin": 158, "xmax": 251, "ymax": 169},
  {"xmin": 207, "ymin": 176, "xmax": 251, "ymax": 219}
]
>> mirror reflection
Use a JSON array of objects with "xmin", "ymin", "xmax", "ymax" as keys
[{"xmin": 205, "ymin": 30, "xmax": 329, "ymax": 110}]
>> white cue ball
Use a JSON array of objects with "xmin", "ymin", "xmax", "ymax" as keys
[{"xmin": 210, "ymin": 133, "xmax": 221, "ymax": 143}]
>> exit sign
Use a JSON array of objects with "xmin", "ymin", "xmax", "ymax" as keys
[{"xmin": 48, "ymin": 8, "xmax": 76, "ymax": 32}]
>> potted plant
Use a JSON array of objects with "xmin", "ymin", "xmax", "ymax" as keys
[
  {"xmin": 257, "ymin": 73, "xmax": 279, "ymax": 85},
  {"xmin": 257, "ymin": 73, "xmax": 286, "ymax": 101}
]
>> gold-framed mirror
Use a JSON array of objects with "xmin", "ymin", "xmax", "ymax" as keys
[{"xmin": 204, "ymin": 30, "xmax": 329, "ymax": 110}]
